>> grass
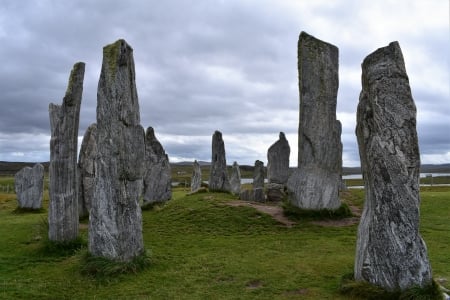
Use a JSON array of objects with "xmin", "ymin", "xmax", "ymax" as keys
[
  {"xmin": 282, "ymin": 201, "xmax": 353, "ymax": 220},
  {"xmin": 0, "ymin": 180, "xmax": 448, "ymax": 299}
]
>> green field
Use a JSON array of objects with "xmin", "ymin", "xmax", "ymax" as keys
[{"xmin": 0, "ymin": 179, "xmax": 448, "ymax": 299}]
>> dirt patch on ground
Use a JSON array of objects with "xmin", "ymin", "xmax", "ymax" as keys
[{"xmin": 227, "ymin": 201, "xmax": 296, "ymax": 227}]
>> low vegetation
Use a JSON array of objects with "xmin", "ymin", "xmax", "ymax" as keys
[{"xmin": 0, "ymin": 179, "xmax": 448, "ymax": 299}]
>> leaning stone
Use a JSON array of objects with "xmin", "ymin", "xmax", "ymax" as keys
[
  {"xmin": 78, "ymin": 123, "xmax": 97, "ymax": 218},
  {"xmin": 48, "ymin": 62, "xmax": 84, "ymax": 241},
  {"xmin": 89, "ymin": 40, "xmax": 145, "ymax": 262},
  {"xmin": 14, "ymin": 163, "xmax": 44, "ymax": 209},
  {"xmin": 355, "ymin": 41, "xmax": 432, "ymax": 291},
  {"xmin": 287, "ymin": 31, "xmax": 342, "ymax": 210},
  {"xmin": 191, "ymin": 160, "xmax": 202, "ymax": 192},
  {"xmin": 208, "ymin": 130, "xmax": 231, "ymax": 192},
  {"xmin": 143, "ymin": 127, "xmax": 172, "ymax": 206},
  {"xmin": 267, "ymin": 132, "xmax": 290, "ymax": 185},
  {"xmin": 229, "ymin": 161, "xmax": 241, "ymax": 195},
  {"xmin": 253, "ymin": 160, "xmax": 265, "ymax": 202}
]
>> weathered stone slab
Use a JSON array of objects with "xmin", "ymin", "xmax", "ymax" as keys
[
  {"xmin": 143, "ymin": 127, "xmax": 171, "ymax": 205},
  {"xmin": 229, "ymin": 161, "xmax": 241, "ymax": 195},
  {"xmin": 48, "ymin": 62, "xmax": 84, "ymax": 241},
  {"xmin": 208, "ymin": 130, "xmax": 231, "ymax": 192},
  {"xmin": 191, "ymin": 160, "xmax": 202, "ymax": 192},
  {"xmin": 267, "ymin": 132, "xmax": 290, "ymax": 185},
  {"xmin": 287, "ymin": 31, "xmax": 342, "ymax": 210},
  {"xmin": 253, "ymin": 160, "xmax": 265, "ymax": 202},
  {"xmin": 355, "ymin": 41, "xmax": 432, "ymax": 291},
  {"xmin": 266, "ymin": 183, "xmax": 285, "ymax": 202},
  {"xmin": 78, "ymin": 123, "xmax": 97, "ymax": 218},
  {"xmin": 89, "ymin": 40, "xmax": 145, "ymax": 262},
  {"xmin": 14, "ymin": 163, "xmax": 44, "ymax": 209}
]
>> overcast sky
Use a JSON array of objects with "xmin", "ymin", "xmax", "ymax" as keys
[{"xmin": 0, "ymin": 0, "xmax": 448, "ymax": 167}]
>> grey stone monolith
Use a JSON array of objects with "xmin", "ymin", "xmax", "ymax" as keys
[
  {"xmin": 208, "ymin": 130, "xmax": 231, "ymax": 192},
  {"xmin": 48, "ymin": 62, "xmax": 84, "ymax": 241},
  {"xmin": 14, "ymin": 163, "xmax": 44, "ymax": 209},
  {"xmin": 89, "ymin": 40, "xmax": 145, "ymax": 262},
  {"xmin": 143, "ymin": 127, "xmax": 171, "ymax": 206},
  {"xmin": 287, "ymin": 31, "xmax": 342, "ymax": 210},
  {"xmin": 355, "ymin": 41, "xmax": 432, "ymax": 291},
  {"xmin": 253, "ymin": 160, "xmax": 265, "ymax": 202},
  {"xmin": 267, "ymin": 132, "xmax": 290, "ymax": 184},
  {"xmin": 78, "ymin": 123, "xmax": 97, "ymax": 218},
  {"xmin": 191, "ymin": 160, "xmax": 202, "ymax": 192},
  {"xmin": 229, "ymin": 161, "xmax": 241, "ymax": 195}
]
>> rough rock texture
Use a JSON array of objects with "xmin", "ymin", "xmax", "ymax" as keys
[
  {"xmin": 239, "ymin": 189, "xmax": 254, "ymax": 201},
  {"xmin": 287, "ymin": 31, "xmax": 342, "ymax": 210},
  {"xmin": 143, "ymin": 127, "xmax": 171, "ymax": 205},
  {"xmin": 14, "ymin": 164, "xmax": 44, "ymax": 209},
  {"xmin": 48, "ymin": 62, "xmax": 84, "ymax": 241},
  {"xmin": 89, "ymin": 40, "xmax": 145, "ymax": 262},
  {"xmin": 229, "ymin": 161, "xmax": 241, "ymax": 195},
  {"xmin": 267, "ymin": 132, "xmax": 290, "ymax": 184},
  {"xmin": 354, "ymin": 41, "xmax": 432, "ymax": 291},
  {"xmin": 78, "ymin": 123, "xmax": 97, "ymax": 218},
  {"xmin": 208, "ymin": 130, "xmax": 231, "ymax": 192},
  {"xmin": 266, "ymin": 183, "xmax": 285, "ymax": 202},
  {"xmin": 191, "ymin": 160, "xmax": 202, "ymax": 192},
  {"xmin": 253, "ymin": 160, "xmax": 265, "ymax": 202}
]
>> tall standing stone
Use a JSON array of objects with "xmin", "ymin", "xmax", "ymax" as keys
[
  {"xmin": 267, "ymin": 132, "xmax": 290, "ymax": 185},
  {"xmin": 191, "ymin": 160, "xmax": 202, "ymax": 192},
  {"xmin": 229, "ymin": 161, "xmax": 241, "ymax": 195},
  {"xmin": 209, "ymin": 130, "xmax": 231, "ymax": 192},
  {"xmin": 355, "ymin": 41, "xmax": 432, "ymax": 291},
  {"xmin": 78, "ymin": 123, "xmax": 97, "ymax": 218},
  {"xmin": 143, "ymin": 127, "xmax": 171, "ymax": 205},
  {"xmin": 14, "ymin": 163, "xmax": 44, "ymax": 209},
  {"xmin": 253, "ymin": 160, "xmax": 265, "ymax": 202},
  {"xmin": 89, "ymin": 40, "xmax": 145, "ymax": 262},
  {"xmin": 287, "ymin": 31, "xmax": 342, "ymax": 210},
  {"xmin": 48, "ymin": 62, "xmax": 85, "ymax": 241}
]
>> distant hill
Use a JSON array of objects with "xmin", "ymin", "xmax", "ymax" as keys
[{"xmin": 0, "ymin": 161, "xmax": 49, "ymax": 176}]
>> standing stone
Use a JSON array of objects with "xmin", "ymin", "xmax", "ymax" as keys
[
  {"xmin": 78, "ymin": 123, "xmax": 97, "ymax": 218},
  {"xmin": 253, "ymin": 160, "xmax": 265, "ymax": 202},
  {"xmin": 229, "ymin": 161, "xmax": 241, "ymax": 195},
  {"xmin": 287, "ymin": 31, "xmax": 342, "ymax": 210},
  {"xmin": 143, "ymin": 127, "xmax": 172, "ymax": 206},
  {"xmin": 14, "ymin": 163, "xmax": 44, "ymax": 209},
  {"xmin": 191, "ymin": 160, "xmax": 202, "ymax": 192},
  {"xmin": 208, "ymin": 130, "xmax": 231, "ymax": 192},
  {"xmin": 267, "ymin": 132, "xmax": 290, "ymax": 184},
  {"xmin": 355, "ymin": 41, "xmax": 432, "ymax": 291},
  {"xmin": 48, "ymin": 62, "xmax": 84, "ymax": 241},
  {"xmin": 89, "ymin": 40, "xmax": 145, "ymax": 262}
]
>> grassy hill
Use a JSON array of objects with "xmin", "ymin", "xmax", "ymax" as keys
[{"xmin": 0, "ymin": 182, "xmax": 448, "ymax": 299}]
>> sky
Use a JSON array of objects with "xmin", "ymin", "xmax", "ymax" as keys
[{"xmin": 0, "ymin": 0, "xmax": 449, "ymax": 167}]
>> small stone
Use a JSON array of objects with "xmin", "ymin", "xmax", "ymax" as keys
[
  {"xmin": 266, "ymin": 183, "xmax": 285, "ymax": 202},
  {"xmin": 48, "ymin": 62, "xmax": 85, "ymax": 241},
  {"xmin": 14, "ymin": 163, "xmax": 44, "ymax": 209},
  {"xmin": 78, "ymin": 123, "xmax": 97, "ymax": 218},
  {"xmin": 209, "ymin": 130, "xmax": 231, "ymax": 192},
  {"xmin": 143, "ymin": 127, "xmax": 172, "ymax": 205},
  {"xmin": 191, "ymin": 160, "xmax": 202, "ymax": 192},
  {"xmin": 267, "ymin": 132, "xmax": 290, "ymax": 185},
  {"xmin": 354, "ymin": 41, "xmax": 432, "ymax": 291},
  {"xmin": 229, "ymin": 161, "xmax": 241, "ymax": 195},
  {"xmin": 253, "ymin": 160, "xmax": 265, "ymax": 202}
]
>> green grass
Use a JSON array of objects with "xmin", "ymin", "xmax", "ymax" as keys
[{"xmin": 0, "ymin": 180, "xmax": 448, "ymax": 299}]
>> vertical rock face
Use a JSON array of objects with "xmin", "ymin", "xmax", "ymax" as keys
[
  {"xmin": 14, "ymin": 164, "xmax": 44, "ymax": 209},
  {"xmin": 209, "ymin": 130, "xmax": 231, "ymax": 192},
  {"xmin": 287, "ymin": 31, "xmax": 342, "ymax": 210},
  {"xmin": 253, "ymin": 160, "xmax": 265, "ymax": 202},
  {"xmin": 143, "ymin": 127, "xmax": 172, "ymax": 205},
  {"xmin": 89, "ymin": 40, "xmax": 145, "ymax": 262},
  {"xmin": 48, "ymin": 62, "xmax": 84, "ymax": 241},
  {"xmin": 229, "ymin": 161, "xmax": 241, "ymax": 195},
  {"xmin": 78, "ymin": 123, "xmax": 97, "ymax": 218},
  {"xmin": 355, "ymin": 42, "xmax": 432, "ymax": 291},
  {"xmin": 191, "ymin": 160, "xmax": 202, "ymax": 192},
  {"xmin": 267, "ymin": 132, "xmax": 290, "ymax": 185}
]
